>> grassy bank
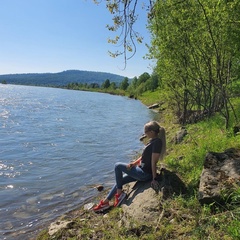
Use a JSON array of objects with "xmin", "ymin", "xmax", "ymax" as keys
[{"xmin": 37, "ymin": 92, "xmax": 240, "ymax": 240}]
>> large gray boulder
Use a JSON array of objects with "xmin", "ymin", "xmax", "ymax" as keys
[
  {"xmin": 198, "ymin": 148, "xmax": 240, "ymax": 205},
  {"xmin": 121, "ymin": 168, "xmax": 187, "ymax": 225}
]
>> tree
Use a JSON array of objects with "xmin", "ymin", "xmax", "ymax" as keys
[
  {"xmin": 137, "ymin": 72, "xmax": 150, "ymax": 85},
  {"xmin": 145, "ymin": 74, "xmax": 158, "ymax": 91},
  {"xmin": 110, "ymin": 82, "xmax": 117, "ymax": 89},
  {"xmin": 120, "ymin": 77, "xmax": 129, "ymax": 90},
  {"xmin": 131, "ymin": 76, "xmax": 138, "ymax": 89},
  {"xmin": 89, "ymin": 83, "xmax": 100, "ymax": 88},
  {"xmin": 102, "ymin": 79, "xmax": 111, "ymax": 89},
  {"xmin": 127, "ymin": 76, "xmax": 138, "ymax": 96}
]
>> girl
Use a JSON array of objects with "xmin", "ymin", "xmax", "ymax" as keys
[{"xmin": 93, "ymin": 121, "xmax": 166, "ymax": 212}]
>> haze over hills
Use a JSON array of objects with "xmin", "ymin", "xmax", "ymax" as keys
[{"xmin": 0, "ymin": 70, "xmax": 127, "ymax": 86}]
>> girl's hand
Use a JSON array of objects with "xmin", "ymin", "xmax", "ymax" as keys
[{"xmin": 127, "ymin": 163, "xmax": 134, "ymax": 170}]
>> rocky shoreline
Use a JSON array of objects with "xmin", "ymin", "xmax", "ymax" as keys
[{"xmin": 36, "ymin": 168, "xmax": 186, "ymax": 239}]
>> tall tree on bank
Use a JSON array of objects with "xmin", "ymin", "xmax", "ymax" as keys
[{"xmin": 120, "ymin": 77, "xmax": 129, "ymax": 90}]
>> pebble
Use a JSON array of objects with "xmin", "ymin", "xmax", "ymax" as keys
[{"xmin": 84, "ymin": 203, "xmax": 94, "ymax": 210}]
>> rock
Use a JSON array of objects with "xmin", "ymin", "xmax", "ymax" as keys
[
  {"xmin": 121, "ymin": 181, "xmax": 160, "ymax": 225},
  {"xmin": 233, "ymin": 125, "xmax": 240, "ymax": 136},
  {"xmin": 178, "ymin": 110, "xmax": 208, "ymax": 124},
  {"xmin": 175, "ymin": 127, "xmax": 187, "ymax": 144},
  {"xmin": 148, "ymin": 103, "xmax": 159, "ymax": 109},
  {"xmin": 157, "ymin": 168, "xmax": 187, "ymax": 198},
  {"xmin": 83, "ymin": 202, "xmax": 94, "ymax": 210},
  {"xmin": 121, "ymin": 168, "xmax": 187, "ymax": 224},
  {"xmin": 198, "ymin": 148, "xmax": 240, "ymax": 205},
  {"xmin": 13, "ymin": 211, "xmax": 30, "ymax": 219},
  {"xmin": 3, "ymin": 221, "xmax": 13, "ymax": 230},
  {"xmin": 48, "ymin": 220, "xmax": 75, "ymax": 236},
  {"xmin": 129, "ymin": 94, "xmax": 137, "ymax": 99},
  {"xmin": 95, "ymin": 185, "xmax": 104, "ymax": 192}
]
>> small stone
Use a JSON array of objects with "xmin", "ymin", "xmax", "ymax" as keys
[
  {"xmin": 95, "ymin": 185, "xmax": 104, "ymax": 192},
  {"xmin": 84, "ymin": 203, "xmax": 94, "ymax": 210},
  {"xmin": 48, "ymin": 220, "xmax": 73, "ymax": 236},
  {"xmin": 170, "ymin": 219, "xmax": 175, "ymax": 224}
]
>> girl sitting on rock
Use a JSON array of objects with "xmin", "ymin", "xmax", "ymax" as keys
[{"xmin": 93, "ymin": 121, "xmax": 166, "ymax": 212}]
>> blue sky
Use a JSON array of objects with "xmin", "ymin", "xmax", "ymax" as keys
[{"xmin": 0, "ymin": 0, "xmax": 153, "ymax": 78}]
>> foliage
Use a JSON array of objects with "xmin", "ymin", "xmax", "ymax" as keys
[
  {"xmin": 1, "ymin": 80, "xmax": 7, "ymax": 84},
  {"xmin": 101, "ymin": 79, "xmax": 111, "ymax": 88},
  {"xmin": 148, "ymin": 0, "xmax": 240, "ymax": 127},
  {"xmin": 65, "ymin": 71, "xmax": 162, "ymax": 99},
  {"xmin": 119, "ymin": 77, "xmax": 129, "ymax": 90}
]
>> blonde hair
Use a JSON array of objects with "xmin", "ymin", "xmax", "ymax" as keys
[{"xmin": 144, "ymin": 121, "xmax": 166, "ymax": 160}]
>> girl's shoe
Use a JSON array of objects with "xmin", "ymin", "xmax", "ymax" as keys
[
  {"xmin": 93, "ymin": 200, "xmax": 110, "ymax": 212},
  {"xmin": 114, "ymin": 192, "xmax": 127, "ymax": 207}
]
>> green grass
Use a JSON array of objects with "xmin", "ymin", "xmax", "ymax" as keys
[{"xmin": 138, "ymin": 90, "xmax": 165, "ymax": 106}]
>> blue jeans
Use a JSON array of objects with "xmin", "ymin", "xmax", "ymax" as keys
[{"xmin": 106, "ymin": 162, "xmax": 152, "ymax": 200}]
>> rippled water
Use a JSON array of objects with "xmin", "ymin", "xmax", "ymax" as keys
[{"xmin": 0, "ymin": 84, "xmax": 156, "ymax": 239}]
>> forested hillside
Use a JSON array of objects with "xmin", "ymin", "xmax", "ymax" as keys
[{"xmin": 0, "ymin": 70, "xmax": 126, "ymax": 86}]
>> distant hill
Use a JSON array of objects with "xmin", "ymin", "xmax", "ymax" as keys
[{"xmin": 0, "ymin": 70, "xmax": 126, "ymax": 86}]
